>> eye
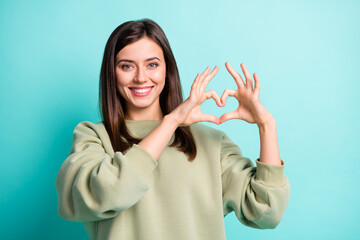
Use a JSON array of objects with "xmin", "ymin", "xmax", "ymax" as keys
[
  {"xmin": 148, "ymin": 63, "xmax": 158, "ymax": 68},
  {"xmin": 120, "ymin": 64, "xmax": 132, "ymax": 70}
]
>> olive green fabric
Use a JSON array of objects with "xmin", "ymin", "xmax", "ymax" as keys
[{"xmin": 56, "ymin": 120, "xmax": 290, "ymax": 240}]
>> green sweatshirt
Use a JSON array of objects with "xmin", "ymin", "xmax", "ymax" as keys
[{"xmin": 56, "ymin": 120, "xmax": 290, "ymax": 240}]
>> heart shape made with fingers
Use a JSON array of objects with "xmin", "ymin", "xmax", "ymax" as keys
[
  {"xmin": 189, "ymin": 61, "xmax": 264, "ymax": 125},
  {"xmin": 200, "ymin": 91, "xmax": 240, "ymax": 124}
]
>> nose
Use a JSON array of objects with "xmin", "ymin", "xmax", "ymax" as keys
[{"xmin": 134, "ymin": 67, "xmax": 146, "ymax": 83}]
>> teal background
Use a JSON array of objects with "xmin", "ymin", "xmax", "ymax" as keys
[{"xmin": 1, "ymin": 0, "xmax": 359, "ymax": 239}]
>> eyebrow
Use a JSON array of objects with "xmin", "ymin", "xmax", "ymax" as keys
[{"xmin": 117, "ymin": 57, "xmax": 161, "ymax": 64}]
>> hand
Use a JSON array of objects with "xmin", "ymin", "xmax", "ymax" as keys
[
  {"xmin": 219, "ymin": 62, "xmax": 275, "ymax": 126},
  {"xmin": 169, "ymin": 66, "xmax": 222, "ymax": 126}
]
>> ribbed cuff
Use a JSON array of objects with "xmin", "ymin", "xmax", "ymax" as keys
[
  {"xmin": 255, "ymin": 158, "xmax": 286, "ymax": 187},
  {"xmin": 121, "ymin": 144, "xmax": 158, "ymax": 177}
]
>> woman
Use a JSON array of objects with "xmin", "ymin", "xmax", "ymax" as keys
[{"xmin": 56, "ymin": 19, "xmax": 290, "ymax": 240}]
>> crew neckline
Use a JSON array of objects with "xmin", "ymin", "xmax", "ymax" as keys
[
  {"xmin": 124, "ymin": 119, "xmax": 162, "ymax": 126},
  {"xmin": 125, "ymin": 119, "xmax": 162, "ymax": 122},
  {"xmin": 124, "ymin": 119, "xmax": 169, "ymax": 141}
]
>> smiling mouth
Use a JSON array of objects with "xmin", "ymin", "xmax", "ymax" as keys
[{"xmin": 129, "ymin": 86, "xmax": 154, "ymax": 96}]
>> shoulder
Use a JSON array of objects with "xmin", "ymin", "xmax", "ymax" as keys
[
  {"xmin": 189, "ymin": 123, "xmax": 226, "ymax": 140},
  {"xmin": 72, "ymin": 120, "xmax": 114, "ymax": 154},
  {"xmin": 190, "ymin": 123, "xmax": 241, "ymax": 151},
  {"xmin": 73, "ymin": 121, "xmax": 107, "ymax": 136},
  {"xmin": 72, "ymin": 121, "xmax": 109, "ymax": 144},
  {"xmin": 73, "ymin": 120, "xmax": 106, "ymax": 131}
]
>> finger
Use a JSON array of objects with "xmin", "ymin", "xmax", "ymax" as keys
[
  {"xmin": 240, "ymin": 63, "xmax": 253, "ymax": 90},
  {"xmin": 201, "ymin": 66, "xmax": 218, "ymax": 91},
  {"xmin": 199, "ymin": 66, "xmax": 211, "ymax": 83},
  {"xmin": 198, "ymin": 113, "xmax": 220, "ymax": 125},
  {"xmin": 225, "ymin": 61, "xmax": 245, "ymax": 88},
  {"xmin": 191, "ymin": 73, "xmax": 201, "ymax": 91},
  {"xmin": 220, "ymin": 88, "xmax": 237, "ymax": 106},
  {"xmin": 253, "ymin": 72, "xmax": 260, "ymax": 97},
  {"xmin": 219, "ymin": 111, "xmax": 239, "ymax": 124},
  {"xmin": 193, "ymin": 67, "xmax": 210, "ymax": 91},
  {"xmin": 204, "ymin": 89, "xmax": 222, "ymax": 107}
]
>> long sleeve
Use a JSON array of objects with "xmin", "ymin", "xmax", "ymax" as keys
[
  {"xmin": 221, "ymin": 133, "xmax": 290, "ymax": 229},
  {"xmin": 56, "ymin": 121, "xmax": 158, "ymax": 222}
]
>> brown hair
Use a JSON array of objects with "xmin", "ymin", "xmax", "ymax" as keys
[{"xmin": 99, "ymin": 19, "xmax": 197, "ymax": 161}]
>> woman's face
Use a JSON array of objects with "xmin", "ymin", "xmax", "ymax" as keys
[{"xmin": 115, "ymin": 36, "xmax": 166, "ymax": 117}]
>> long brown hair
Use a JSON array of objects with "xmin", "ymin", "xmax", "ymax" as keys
[{"xmin": 99, "ymin": 19, "xmax": 197, "ymax": 161}]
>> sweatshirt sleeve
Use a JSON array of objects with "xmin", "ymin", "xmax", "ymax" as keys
[
  {"xmin": 221, "ymin": 133, "xmax": 290, "ymax": 229},
  {"xmin": 56, "ymin": 121, "xmax": 158, "ymax": 222}
]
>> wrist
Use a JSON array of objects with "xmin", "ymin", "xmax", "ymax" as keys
[
  {"xmin": 163, "ymin": 114, "xmax": 181, "ymax": 128},
  {"xmin": 257, "ymin": 117, "xmax": 276, "ymax": 129}
]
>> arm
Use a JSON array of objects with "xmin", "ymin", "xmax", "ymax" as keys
[
  {"xmin": 221, "ymin": 133, "xmax": 290, "ymax": 229},
  {"xmin": 219, "ymin": 62, "xmax": 289, "ymax": 228},
  {"xmin": 56, "ymin": 121, "xmax": 158, "ymax": 222}
]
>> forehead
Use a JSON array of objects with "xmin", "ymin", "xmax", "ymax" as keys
[{"xmin": 116, "ymin": 37, "xmax": 164, "ymax": 61}]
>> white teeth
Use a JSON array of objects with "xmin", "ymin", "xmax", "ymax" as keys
[{"xmin": 131, "ymin": 87, "xmax": 152, "ymax": 93}]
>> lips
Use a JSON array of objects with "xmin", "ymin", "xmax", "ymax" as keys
[{"xmin": 129, "ymin": 86, "xmax": 154, "ymax": 97}]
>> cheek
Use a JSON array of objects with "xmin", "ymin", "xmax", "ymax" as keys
[
  {"xmin": 115, "ymin": 73, "xmax": 131, "ymax": 96},
  {"xmin": 116, "ymin": 71, "xmax": 131, "ymax": 87},
  {"xmin": 151, "ymin": 69, "xmax": 166, "ymax": 84}
]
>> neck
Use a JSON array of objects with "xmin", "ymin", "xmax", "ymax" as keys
[{"xmin": 125, "ymin": 103, "xmax": 164, "ymax": 121}]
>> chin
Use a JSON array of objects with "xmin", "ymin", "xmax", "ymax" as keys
[{"xmin": 129, "ymin": 99, "xmax": 158, "ymax": 109}]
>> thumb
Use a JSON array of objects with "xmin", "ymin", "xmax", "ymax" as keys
[
  {"xmin": 198, "ymin": 113, "xmax": 220, "ymax": 125},
  {"xmin": 219, "ymin": 111, "xmax": 239, "ymax": 124}
]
